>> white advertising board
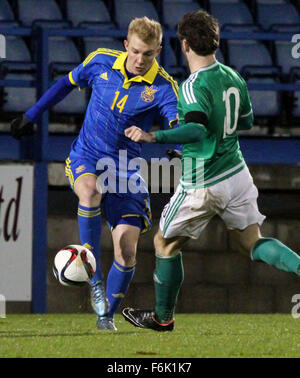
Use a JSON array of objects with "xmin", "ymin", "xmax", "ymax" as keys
[{"xmin": 0, "ymin": 164, "xmax": 34, "ymax": 301}]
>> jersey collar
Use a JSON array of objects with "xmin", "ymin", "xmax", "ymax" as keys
[{"xmin": 112, "ymin": 52, "xmax": 159, "ymax": 88}]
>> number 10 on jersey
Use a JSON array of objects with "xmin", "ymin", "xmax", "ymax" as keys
[{"xmin": 223, "ymin": 87, "xmax": 240, "ymax": 139}]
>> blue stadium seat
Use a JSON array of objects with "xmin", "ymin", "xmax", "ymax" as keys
[
  {"xmin": 113, "ymin": 0, "xmax": 159, "ymax": 30},
  {"xmin": 66, "ymin": 0, "xmax": 113, "ymax": 27},
  {"xmin": 271, "ymin": 25, "xmax": 300, "ymax": 77},
  {"xmin": 227, "ymin": 40, "xmax": 274, "ymax": 74},
  {"xmin": 51, "ymin": 75, "xmax": 87, "ymax": 115},
  {"xmin": 5, "ymin": 35, "xmax": 32, "ymax": 62},
  {"xmin": 292, "ymin": 82, "xmax": 300, "ymax": 119},
  {"xmin": 162, "ymin": 1, "xmax": 200, "ymax": 29},
  {"xmin": 256, "ymin": 0, "xmax": 300, "ymax": 30},
  {"xmin": 30, "ymin": 20, "xmax": 72, "ymax": 29},
  {"xmin": 18, "ymin": 0, "xmax": 64, "ymax": 27},
  {"xmin": 48, "ymin": 37, "xmax": 81, "ymax": 65},
  {"xmin": 286, "ymin": 68, "xmax": 300, "ymax": 120},
  {"xmin": 84, "ymin": 38, "xmax": 125, "ymax": 56},
  {"xmin": 0, "ymin": 0, "xmax": 15, "ymax": 21},
  {"xmin": 0, "ymin": 30, "xmax": 35, "ymax": 73},
  {"xmin": 216, "ymin": 49, "xmax": 225, "ymax": 64},
  {"xmin": 247, "ymin": 77, "xmax": 282, "ymax": 118},
  {"xmin": 2, "ymin": 73, "xmax": 36, "ymax": 114},
  {"xmin": 209, "ymin": 1, "xmax": 254, "ymax": 29},
  {"xmin": 157, "ymin": 43, "xmax": 186, "ymax": 80},
  {"xmin": 224, "ymin": 25, "xmax": 276, "ymax": 76},
  {"xmin": 0, "ymin": 20, "xmax": 20, "ymax": 28},
  {"xmin": 80, "ymin": 23, "xmax": 124, "ymax": 57},
  {"xmin": 275, "ymin": 41, "xmax": 299, "ymax": 77}
]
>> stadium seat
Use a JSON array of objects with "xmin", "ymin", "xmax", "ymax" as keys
[
  {"xmin": 84, "ymin": 38, "xmax": 125, "ymax": 56},
  {"xmin": 209, "ymin": 1, "xmax": 254, "ymax": 29},
  {"xmin": 162, "ymin": 1, "xmax": 200, "ymax": 29},
  {"xmin": 157, "ymin": 43, "xmax": 186, "ymax": 80},
  {"xmin": 17, "ymin": 0, "xmax": 64, "ymax": 27},
  {"xmin": 290, "ymin": 68, "xmax": 300, "ymax": 118},
  {"xmin": 80, "ymin": 23, "xmax": 124, "ymax": 56},
  {"xmin": 31, "ymin": 20, "xmax": 72, "ymax": 29},
  {"xmin": 223, "ymin": 24, "xmax": 276, "ymax": 76},
  {"xmin": 216, "ymin": 49, "xmax": 225, "ymax": 64},
  {"xmin": 227, "ymin": 40, "xmax": 274, "ymax": 74},
  {"xmin": 65, "ymin": 0, "xmax": 113, "ymax": 27},
  {"xmin": 256, "ymin": 0, "xmax": 300, "ymax": 30},
  {"xmin": 0, "ymin": 0, "xmax": 15, "ymax": 21},
  {"xmin": 272, "ymin": 25, "xmax": 300, "ymax": 78},
  {"xmin": 4, "ymin": 35, "xmax": 32, "ymax": 63},
  {"xmin": 48, "ymin": 37, "xmax": 81, "ymax": 65},
  {"xmin": 1, "ymin": 73, "xmax": 36, "ymax": 114},
  {"xmin": 50, "ymin": 75, "xmax": 87, "ymax": 116},
  {"xmin": 113, "ymin": 0, "xmax": 160, "ymax": 30},
  {"xmin": 292, "ymin": 84, "xmax": 300, "ymax": 118},
  {"xmin": 275, "ymin": 41, "xmax": 299, "ymax": 77},
  {"xmin": 0, "ymin": 23, "xmax": 36, "ymax": 73},
  {"xmin": 247, "ymin": 77, "xmax": 282, "ymax": 120}
]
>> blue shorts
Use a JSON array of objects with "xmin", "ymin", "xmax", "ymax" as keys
[{"xmin": 65, "ymin": 153, "xmax": 152, "ymax": 233}]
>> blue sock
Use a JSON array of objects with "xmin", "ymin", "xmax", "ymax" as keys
[
  {"xmin": 106, "ymin": 259, "xmax": 135, "ymax": 318},
  {"xmin": 77, "ymin": 204, "xmax": 102, "ymax": 284}
]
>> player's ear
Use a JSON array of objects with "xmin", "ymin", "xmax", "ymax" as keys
[
  {"xmin": 182, "ymin": 39, "xmax": 190, "ymax": 53},
  {"xmin": 124, "ymin": 39, "xmax": 129, "ymax": 51},
  {"xmin": 155, "ymin": 45, "xmax": 162, "ymax": 57}
]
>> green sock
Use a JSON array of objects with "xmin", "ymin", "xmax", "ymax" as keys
[
  {"xmin": 251, "ymin": 237, "xmax": 300, "ymax": 275},
  {"xmin": 153, "ymin": 252, "xmax": 184, "ymax": 323}
]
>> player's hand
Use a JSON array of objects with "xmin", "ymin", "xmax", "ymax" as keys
[
  {"xmin": 10, "ymin": 114, "xmax": 34, "ymax": 140},
  {"xmin": 124, "ymin": 126, "xmax": 156, "ymax": 143},
  {"xmin": 166, "ymin": 149, "xmax": 182, "ymax": 159}
]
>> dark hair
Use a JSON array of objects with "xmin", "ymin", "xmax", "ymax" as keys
[{"xmin": 177, "ymin": 10, "xmax": 220, "ymax": 56}]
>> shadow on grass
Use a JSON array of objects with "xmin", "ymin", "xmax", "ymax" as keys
[{"xmin": 0, "ymin": 330, "xmax": 143, "ymax": 338}]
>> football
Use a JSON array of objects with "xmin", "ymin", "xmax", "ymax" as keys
[{"xmin": 53, "ymin": 245, "xmax": 96, "ymax": 287}]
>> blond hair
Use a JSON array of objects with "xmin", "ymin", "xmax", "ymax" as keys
[{"xmin": 127, "ymin": 17, "xmax": 162, "ymax": 47}]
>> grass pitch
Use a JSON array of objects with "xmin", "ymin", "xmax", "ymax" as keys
[{"xmin": 0, "ymin": 313, "xmax": 300, "ymax": 358}]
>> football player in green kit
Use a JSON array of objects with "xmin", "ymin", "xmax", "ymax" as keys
[{"xmin": 122, "ymin": 9, "xmax": 300, "ymax": 331}]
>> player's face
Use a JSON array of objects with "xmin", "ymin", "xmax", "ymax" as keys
[{"xmin": 124, "ymin": 34, "xmax": 161, "ymax": 76}]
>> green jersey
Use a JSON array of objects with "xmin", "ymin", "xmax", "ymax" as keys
[{"xmin": 178, "ymin": 61, "xmax": 253, "ymax": 188}]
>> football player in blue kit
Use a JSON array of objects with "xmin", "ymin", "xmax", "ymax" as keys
[{"xmin": 11, "ymin": 17, "xmax": 179, "ymax": 330}]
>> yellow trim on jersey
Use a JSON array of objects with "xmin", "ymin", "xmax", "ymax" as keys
[
  {"xmin": 169, "ymin": 119, "xmax": 178, "ymax": 128},
  {"xmin": 121, "ymin": 214, "xmax": 141, "ymax": 218},
  {"xmin": 112, "ymin": 52, "xmax": 159, "ymax": 89},
  {"xmin": 83, "ymin": 48, "xmax": 123, "ymax": 67},
  {"xmin": 65, "ymin": 157, "xmax": 74, "ymax": 188},
  {"xmin": 158, "ymin": 67, "xmax": 179, "ymax": 100},
  {"xmin": 68, "ymin": 71, "xmax": 77, "ymax": 86},
  {"xmin": 73, "ymin": 173, "xmax": 98, "ymax": 189}
]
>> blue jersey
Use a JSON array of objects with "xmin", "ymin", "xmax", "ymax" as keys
[{"xmin": 68, "ymin": 48, "xmax": 178, "ymax": 161}]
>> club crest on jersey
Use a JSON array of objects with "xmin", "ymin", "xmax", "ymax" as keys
[{"xmin": 141, "ymin": 85, "xmax": 158, "ymax": 103}]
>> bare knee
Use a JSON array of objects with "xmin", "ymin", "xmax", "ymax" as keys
[
  {"xmin": 115, "ymin": 248, "xmax": 136, "ymax": 266},
  {"xmin": 75, "ymin": 176, "xmax": 101, "ymax": 207},
  {"xmin": 154, "ymin": 231, "xmax": 166, "ymax": 253},
  {"xmin": 229, "ymin": 224, "xmax": 262, "ymax": 257},
  {"xmin": 112, "ymin": 224, "xmax": 140, "ymax": 267},
  {"xmin": 154, "ymin": 229, "xmax": 188, "ymax": 257}
]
